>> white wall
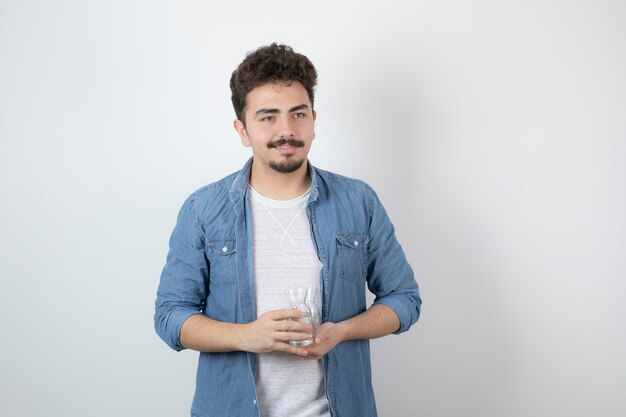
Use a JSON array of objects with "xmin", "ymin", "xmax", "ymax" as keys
[{"xmin": 1, "ymin": 1, "xmax": 624, "ymax": 416}]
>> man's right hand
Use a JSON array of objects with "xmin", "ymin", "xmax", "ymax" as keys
[
  {"xmin": 239, "ymin": 309, "xmax": 312, "ymax": 356},
  {"xmin": 180, "ymin": 309, "xmax": 312, "ymax": 355}
]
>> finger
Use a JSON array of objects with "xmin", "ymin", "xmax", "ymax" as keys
[
  {"xmin": 276, "ymin": 320, "xmax": 312, "ymax": 333},
  {"xmin": 275, "ymin": 330, "xmax": 314, "ymax": 342},
  {"xmin": 301, "ymin": 346, "xmax": 324, "ymax": 360},
  {"xmin": 275, "ymin": 341, "xmax": 308, "ymax": 356},
  {"xmin": 265, "ymin": 308, "xmax": 305, "ymax": 320}
]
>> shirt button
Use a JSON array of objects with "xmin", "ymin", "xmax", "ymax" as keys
[
  {"xmin": 222, "ymin": 246, "xmax": 228, "ymax": 252},
  {"xmin": 253, "ymin": 399, "xmax": 257, "ymax": 405},
  {"xmin": 354, "ymin": 241, "xmax": 359, "ymax": 247}
]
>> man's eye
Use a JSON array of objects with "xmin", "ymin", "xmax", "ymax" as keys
[
  {"xmin": 293, "ymin": 112, "xmax": 305, "ymax": 118},
  {"xmin": 261, "ymin": 116, "xmax": 274, "ymax": 122}
]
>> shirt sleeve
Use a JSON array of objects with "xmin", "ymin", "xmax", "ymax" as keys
[
  {"xmin": 154, "ymin": 193, "xmax": 208, "ymax": 351},
  {"xmin": 365, "ymin": 185, "xmax": 421, "ymax": 334}
]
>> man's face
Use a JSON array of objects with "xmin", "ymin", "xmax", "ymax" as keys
[{"xmin": 234, "ymin": 81, "xmax": 316, "ymax": 174}]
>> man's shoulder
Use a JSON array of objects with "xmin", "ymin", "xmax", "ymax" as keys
[
  {"xmin": 183, "ymin": 168, "xmax": 243, "ymax": 216},
  {"xmin": 313, "ymin": 166, "xmax": 373, "ymax": 195},
  {"xmin": 191, "ymin": 170, "xmax": 240, "ymax": 197}
]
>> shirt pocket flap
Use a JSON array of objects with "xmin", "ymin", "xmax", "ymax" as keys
[
  {"xmin": 335, "ymin": 234, "xmax": 370, "ymax": 249},
  {"xmin": 335, "ymin": 234, "xmax": 369, "ymax": 282},
  {"xmin": 206, "ymin": 238, "xmax": 237, "ymax": 256}
]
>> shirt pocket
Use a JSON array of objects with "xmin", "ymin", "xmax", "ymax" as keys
[
  {"xmin": 206, "ymin": 237, "xmax": 238, "ymax": 286},
  {"xmin": 335, "ymin": 234, "xmax": 369, "ymax": 282}
]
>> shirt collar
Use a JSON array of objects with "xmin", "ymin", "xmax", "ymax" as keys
[{"xmin": 229, "ymin": 157, "xmax": 320, "ymax": 205}]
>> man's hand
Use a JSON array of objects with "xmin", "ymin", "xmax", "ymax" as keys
[
  {"xmin": 301, "ymin": 322, "xmax": 346, "ymax": 360},
  {"xmin": 180, "ymin": 304, "xmax": 398, "ymax": 355},
  {"xmin": 239, "ymin": 309, "xmax": 313, "ymax": 356},
  {"xmin": 296, "ymin": 304, "xmax": 401, "ymax": 359}
]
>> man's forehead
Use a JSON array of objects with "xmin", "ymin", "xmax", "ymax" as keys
[{"xmin": 245, "ymin": 81, "xmax": 311, "ymax": 112}]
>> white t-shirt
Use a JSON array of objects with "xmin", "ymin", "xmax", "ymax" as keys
[{"xmin": 249, "ymin": 186, "xmax": 330, "ymax": 417}]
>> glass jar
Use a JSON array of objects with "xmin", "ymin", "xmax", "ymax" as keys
[
  {"xmin": 305, "ymin": 288, "xmax": 321, "ymax": 338},
  {"xmin": 285, "ymin": 288, "xmax": 313, "ymax": 346}
]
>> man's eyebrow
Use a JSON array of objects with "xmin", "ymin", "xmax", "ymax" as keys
[
  {"xmin": 254, "ymin": 104, "xmax": 310, "ymax": 118},
  {"xmin": 254, "ymin": 108, "xmax": 279, "ymax": 117},
  {"xmin": 288, "ymin": 104, "xmax": 310, "ymax": 113}
]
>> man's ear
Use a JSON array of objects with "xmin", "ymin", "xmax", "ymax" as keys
[
  {"xmin": 313, "ymin": 110, "xmax": 317, "ymax": 121},
  {"xmin": 233, "ymin": 119, "xmax": 250, "ymax": 147}
]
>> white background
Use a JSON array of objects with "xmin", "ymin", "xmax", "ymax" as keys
[{"xmin": 1, "ymin": 1, "xmax": 625, "ymax": 416}]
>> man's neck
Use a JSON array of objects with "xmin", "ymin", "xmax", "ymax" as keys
[{"xmin": 249, "ymin": 159, "xmax": 312, "ymax": 200}]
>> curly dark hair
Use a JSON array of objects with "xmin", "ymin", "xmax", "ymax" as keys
[{"xmin": 230, "ymin": 43, "xmax": 318, "ymax": 124}]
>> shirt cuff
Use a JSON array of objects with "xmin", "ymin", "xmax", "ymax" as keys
[
  {"xmin": 374, "ymin": 295, "xmax": 420, "ymax": 335},
  {"xmin": 162, "ymin": 307, "xmax": 202, "ymax": 351}
]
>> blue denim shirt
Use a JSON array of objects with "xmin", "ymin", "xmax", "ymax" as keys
[{"xmin": 155, "ymin": 159, "xmax": 421, "ymax": 417}]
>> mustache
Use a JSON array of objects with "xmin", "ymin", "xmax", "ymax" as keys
[{"xmin": 267, "ymin": 138, "xmax": 305, "ymax": 149}]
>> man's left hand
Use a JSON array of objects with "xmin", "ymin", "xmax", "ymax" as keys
[{"xmin": 300, "ymin": 322, "xmax": 345, "ymax": 360}]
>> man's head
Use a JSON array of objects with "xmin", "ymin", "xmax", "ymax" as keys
[
  {"xmin": 230, "ymin": 43, "xmax": 318, "ymax": 126},
  {"xmin": 231, "ymin": 44, "xmax": 318, "ymax": 176}
]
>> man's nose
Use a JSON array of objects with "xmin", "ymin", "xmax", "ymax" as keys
[{"xmin": 276, "ymin": 116, "xmax": 295, "ymax": 138}]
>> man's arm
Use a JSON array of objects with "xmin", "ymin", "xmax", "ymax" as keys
[
  {"xmin": 155, "ymin": 194, "xmax": 315, "ymax": 357},
  {"xmin": 180, "ymin": 309, "xmax": 314, "ymax": 356},
  {"xmin": 303, "ymin": 185, "xmax": 421, "ymax": 360},
  {"xmin": 303, "ymin": 303, "xmax": 399, "ymax": 360},
  {"xmin": 338, "ymin": 303, "xmax": 400, "ymax": 340}
]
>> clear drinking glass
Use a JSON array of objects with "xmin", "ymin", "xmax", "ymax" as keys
[
  {"xmin": 305, "ymin": 288, "xmax": 321, "ymax": 338},
  {"xmin": 285, "ymin": 288, "xmax": 314, "ymax": 346}
]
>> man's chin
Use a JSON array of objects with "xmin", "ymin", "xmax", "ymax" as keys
[{"xmin": 269, "ymin": 158, "xmax": 306, "ymax": 174}]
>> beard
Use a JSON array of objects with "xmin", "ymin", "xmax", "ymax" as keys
[
  {"xmin": 269, "ymin": 158, "xmax": 306, "ymax": 173},
  {"xmin": 267, "ymin": 138, "xmax": 306, "ymax": 173}
]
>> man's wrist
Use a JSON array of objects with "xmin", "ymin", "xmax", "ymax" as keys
[
  {"xmin": 225, "ymin": 322, "xmax": 247, "ymax": 352},
  {"xmin": 335, "ymin": 320, "xmax": 352, "ymax": 343}
]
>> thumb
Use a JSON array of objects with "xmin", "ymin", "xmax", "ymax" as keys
[
  {"xmin": 315, "ymin": 327, "xmax": 326, "ymax": 344},
  {"xmin": 314, "ymin": 323, "xmax": 333, "ymax": 344}
]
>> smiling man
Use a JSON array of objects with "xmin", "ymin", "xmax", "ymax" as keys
[{"xmin": 155, "ymin": 43, "xmax": 421, "ymax": 417}]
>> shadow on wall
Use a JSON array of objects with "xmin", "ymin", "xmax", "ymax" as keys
[
  {"xmin": 347, "ymin": 59, "xmax": 425, "ymax": 239},
  {"xmin": 351, "ymin": 56, "xmax": 519, "ymax": 416}
]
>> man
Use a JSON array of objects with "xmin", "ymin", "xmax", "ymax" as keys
[{"xmin": 155, "ymin": 43, "xmax": 421, "ymax": 417}]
